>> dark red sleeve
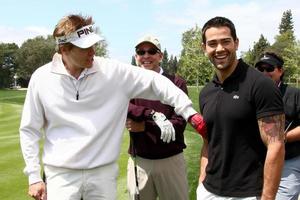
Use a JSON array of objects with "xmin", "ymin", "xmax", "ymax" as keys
[{"xmin": 127, "ymin": 100, "xmax": 153, "ymax": 122}]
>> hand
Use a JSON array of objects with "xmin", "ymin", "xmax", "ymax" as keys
[
  {"xmin": 28, "ymin": 181, "xmax": 47, "ymax": 200},
  {"xmin": 188, "ymin": 113, "xmax": 207, "ymax": 138},
  {"xmin": 152, "ymin": 112, "xmax": 175, "ymax": 143},
  {"xmin": 126, "ymin": 118, "xmax": 145, "ymax": 132}
]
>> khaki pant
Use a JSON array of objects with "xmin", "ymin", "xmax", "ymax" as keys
[{"xmin": 127, "ymin": 152, "xmax": 189, "ymax": 200}]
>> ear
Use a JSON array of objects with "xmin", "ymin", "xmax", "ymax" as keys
[
  {"xmin": 159, "ymin": 52, "xmax": 163, "ymax": 61},
  {"xmin": 235, "ymin": 38, "xmax": 239, "ymax": 51},
  {"xmin": 134, "ymin": 54, "xmax": 140, "ymax": 66},
  {"xmin": 60, "ymin": 46, "xmax": 68, "ymax": 54},
  {"xmin": 278, "ymin": 67, "xmax": 284, "ymax": 75},
  {"xmin": 201, "ymin": 43, "xmax": 207, "ymax": 56}
]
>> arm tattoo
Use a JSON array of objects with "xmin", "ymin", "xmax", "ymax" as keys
[{"xmin": 258, "ymin": 114, "xmax": 285, "ymax": 145}]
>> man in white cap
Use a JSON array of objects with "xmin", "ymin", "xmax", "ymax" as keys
[
  {"xmin": 19, "ymin": 14, "xmax": 207, "ymax": 200},
  {"xmin": 126, "ymin": 35, "xmax": 189, "ymax": 200}
]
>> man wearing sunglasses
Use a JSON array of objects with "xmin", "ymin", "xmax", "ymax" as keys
[
  {"xmin": 255, "ymin": 52, "xmax": 300, "ymax": 200},
  {"xmin": 126, "ymin": 35, "xmax": 189, "ymax": 200}
]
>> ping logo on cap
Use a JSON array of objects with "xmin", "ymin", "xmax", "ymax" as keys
[
  {"xmin": 77, "ymin": 26, "xmax": 93, "ymax": 38},
  {"xmin": 55, "ymin": 25, "xmax": 96, "ymax": 45},
  {"xmin": 55, "ymin": 24, "xmax": 102, "ymax": 48}
]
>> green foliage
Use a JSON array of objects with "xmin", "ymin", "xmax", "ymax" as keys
[
  {"xmin": 279, "ymin": 9, "xmax": 294, "ymax": 35},
  {"xmin": 16, "ymin": 35, "xmax": 56, "ymax": 86},
  {"xmin": 280, "ymin": 40, "xmax": 300, "ymax": 80},
  {"xmin": 95, "ymin": 40, "xmax": 108, "ymax": 57},
  {"xmin": 131, "ymin": 55, "xmax": 137, "ymax": 66},
  {"xmin": 0, "ymin": 92, "xmax": 30, "ymax": 200},
  {"xmin": 161, "ymin": 49, "xmax": 179, "ymax": 75},
  {"xmin": 242, "ymin": 35, "xmax": 270, "ymax": 67},
  {"xmin": 161, "ymin": 49, "xmax": 169, "ymax": 72},
  {"xmin": 242, "ymin": 9, "xmax": 299, "ymax": 82},
  {"xmin": 178, "ymin": 26, "xmax": 213, "ymax": 86},
  {"xmin": 0, "ymin": 89, "xmax": 27, "ymax": 104},
  {"xmin": 272, "ymin": 30, "xmax": 296, "ymax": 55},
  {"xmin": 168, "ymin": 55, "xmax": 178, "ymax": 75},
  {"xmin": 94, "ymin": 27, "xmax": 108, "ymax": 57},
  {"xmin": 0, "ymin": 43, "xmax": 19, "ymax": 88},
  {"xmin": 270, "ymin": 9, "xmax": 298, "ymax": 80}
]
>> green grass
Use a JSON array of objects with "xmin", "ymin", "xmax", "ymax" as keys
[
  {"xmin": 0, "ymin": 91, "xmax": 30, "ymax": 200},
  {"xmin": 0, "ymin": 87, "xmax": 203, "ymax": 200}
]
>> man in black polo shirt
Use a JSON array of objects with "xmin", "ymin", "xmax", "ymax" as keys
[
  {"xmin": 255, "ymin": 52, "xmax": 300, "ymax": 200},
  {"xmin": 197, "ymin": 16, "xmax": 285, "ymax": 200}
]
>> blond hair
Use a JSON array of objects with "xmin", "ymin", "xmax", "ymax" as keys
[{"xmin": 53, "ymin": 14, "xmax": 93, "ymax": 52}]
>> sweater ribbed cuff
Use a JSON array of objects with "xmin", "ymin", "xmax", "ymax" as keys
[
  {"xmin": 28, "ymin": 172, "xmax": 43, "ymax": 185},
  {"xmin": 181, "ymin": 106, "xmax": 197, "ymax": 121}
]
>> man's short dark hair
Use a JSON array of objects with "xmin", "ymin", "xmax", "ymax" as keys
[{"xmin": 201, "ymin": 16, "xmax": 237, "ymax": 44}]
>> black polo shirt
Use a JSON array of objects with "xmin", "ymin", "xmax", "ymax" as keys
[
  {"xmin": 280, "ymin": 83, "xmax": 300, "ymax": 160},
  {"xmin": 199, "ymin": 59, "xmax": 284, "ymax": 197}
]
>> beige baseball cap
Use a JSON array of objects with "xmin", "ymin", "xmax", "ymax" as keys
[{"xmin": 135, "ymin": 34, "xmax": 161, "ymax": 51}]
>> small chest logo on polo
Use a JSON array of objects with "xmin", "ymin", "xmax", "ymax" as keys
[{"xmin": 233, "ymin": 95, "xmax": 239, "ymax": 99}]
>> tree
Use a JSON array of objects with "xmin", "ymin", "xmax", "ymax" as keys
[
  {"xmin": 131, "ymin": 55, "xmax": 137, "ymax": 66},
  {"xmin": 173, "ymin": 56, "xmax": 179, "ymax": 72},
  {"xmin": 95, "ymin": 39, "xmax": 108, "ymax": 57},
  {"xmin": 0, "ymin": 43, "xmax": 19, "ymax": 88},
  {"xmin": 279, "ymin": 9, "xmax": 294, "ymax": 35},
  {"xmin": 272, "ymin": 30, "xmax": 295, "ymax": 55},
  {"xmin": 94, "ymin": 27, "xmax": 108, "ymax": 57},
  {"xmin": 178, "ymin": 25, "xmax": 213, "ymax": 86},
  {"xmin": 16, "ymin": 36, "xmax": 56, "ymax": 86},
  {"xmin": 160, "ymin": 49, "xmax": 178, "ymax": 75},
  {"xmin": 281, "ymin": 41, "xmax": 300, "ymax": 81},
  {"xmin": 272, "ymin": 10, "xmax": 295, "ymax": 54},
  {"xmin": 168, "ymin": 55, "xmax": 178, "ymax": 75},
  {"xmin": 271, "ymin": 10, "xmax": 297, "ymax": 80},
  {"xmin": 242, "ymin": 10, "xmax": 299, "ymax": 81},
  {"xmin": 242, "ymin": 34, "xmax": 270, "ymax": 66},
  {"xmin": 161, "ymin": 49, "xmax": 169, "ymax": 73}
]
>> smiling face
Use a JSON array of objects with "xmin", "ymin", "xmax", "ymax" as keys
[
  {"xmin": 202, "ymin": 26, "xmax": 239, "ymax": 79},
  {"xmin": 135, "ymin": 42, "xmax": 163, "ymax": 72}
]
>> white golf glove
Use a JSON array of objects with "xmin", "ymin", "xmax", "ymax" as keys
[{"xmin": 152, "ymin": 112, "xmax": 175, "ymax": 143}]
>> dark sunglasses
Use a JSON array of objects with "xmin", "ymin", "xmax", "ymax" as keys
[
  {"xmin": 136, "ymin": 48, "xmax": 159, "ymax": 56},
  {"xmin": 256, "ymin": 65, "xmax": 275, "ymax": 73}
]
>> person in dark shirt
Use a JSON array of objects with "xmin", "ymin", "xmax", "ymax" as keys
[
  {"xmin": 126, "ymin": 35, "xmax": 189, "ymax": 200},
  {"xmin": 197, "ymin": 16, "xmax": 285, "ymax": 200},
  {"xmin": 255, "ymin": 51, "xmax": 300, "ymax": 200}
]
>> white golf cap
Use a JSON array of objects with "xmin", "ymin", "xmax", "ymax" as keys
[
  {"xmin": 55, "ymin": 25, "xmax": 102, "ymax": 48},
  {"xmin": 135, "ymin": 34, "xmax": 161, "ymax": 51}
]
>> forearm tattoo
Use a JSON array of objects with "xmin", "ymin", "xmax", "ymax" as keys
[{"xmin": 258, "ymin": 114, "xmax": 285, "ymax": 144}]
